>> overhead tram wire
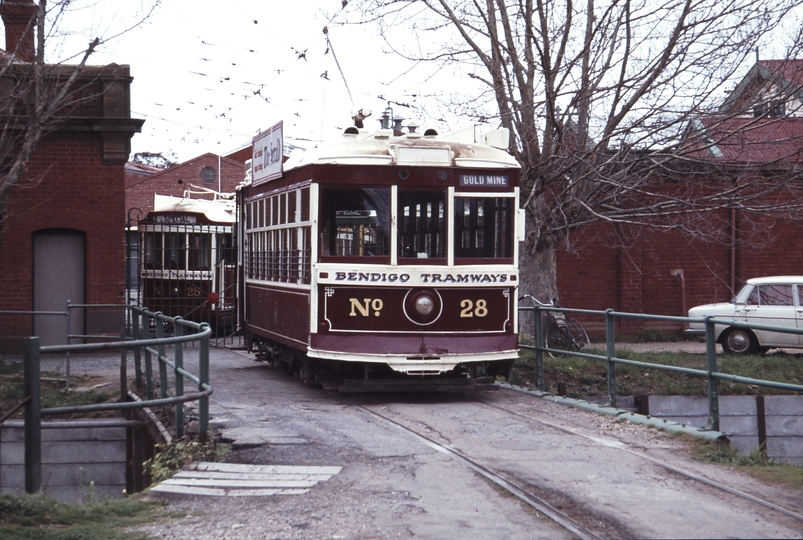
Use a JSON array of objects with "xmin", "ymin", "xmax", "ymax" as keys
[{"xmin": 134, "ymin": 1, "xmax": 395, "ymax": 155}]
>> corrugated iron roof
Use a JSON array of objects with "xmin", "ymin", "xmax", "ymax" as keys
[
  {"xmin": 758, "ymin": 59, "xmax": 803, "ymax": 89},
  {"xmin": 686, "ymin": 116, "xmax": 803, "ymax": 164}
]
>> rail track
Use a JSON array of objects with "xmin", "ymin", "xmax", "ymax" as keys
[{"xmin": 350, "ymin": 387, "xmax": 803, "ymax": 539}]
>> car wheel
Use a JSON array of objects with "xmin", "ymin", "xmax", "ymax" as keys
[{"xmin": 721, "ymin": 327, "xmax": 757, "ymax": 355}]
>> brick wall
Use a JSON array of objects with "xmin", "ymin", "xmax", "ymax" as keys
[
  {"xmin": 557, "ymin": 191, "xmax": 803, "ymax": 337},
  {"xmin": 0, "ymin": 133, "xmax": 126, "ymax": 314},
  {"xmin": 0, "ymin": 60, "xmax": 141, "ymax": 349}
]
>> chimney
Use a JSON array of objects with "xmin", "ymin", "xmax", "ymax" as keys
[{"xmin": 0, "ymin": 0, "xmax": 37, "ymax": 62}]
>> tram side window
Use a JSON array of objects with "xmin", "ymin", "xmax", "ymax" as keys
[
  {"xmin": 454, "ymin": 197, "xmax": 513, "ymax": 260},
  {"xmin": 398, "ymin": 190, "xmax": 446, "ymax": 259},
  {"xmin": 320, "ymin": 187, "xmax": 390, "ymax": 258}
]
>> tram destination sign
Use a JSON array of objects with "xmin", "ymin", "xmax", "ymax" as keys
[
  {"xmin": 459, "ymin": 174, "xmax": 509, "ymax": 187},
  {"xmin": 154, "ymin": 214, "xmax": 196, "ymax": 224},
  {"xmin": 252, "ymin": 121, "xmax": 283, "ymax": 186}
]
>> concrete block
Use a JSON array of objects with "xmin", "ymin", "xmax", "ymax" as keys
[{"xmin": 765, "ymin": 395, "xmax": 803, "ymax": 416}]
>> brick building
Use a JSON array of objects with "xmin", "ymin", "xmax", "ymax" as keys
[
  {"xmin": 556, "ymin": 59, "xmax": 803, "ymax": 336},
  {"xmin": 0, "ymin": 0, "xmax": 143, "ymax": 346}
]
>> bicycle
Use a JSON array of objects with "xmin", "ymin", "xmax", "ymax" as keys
[{"xmin": 519, "ymin": 294, "xmax": 590, "ymax": 357}]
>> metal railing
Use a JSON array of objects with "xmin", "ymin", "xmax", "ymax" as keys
[
  {"xmin": 519, "ymin": 304, "xmax": 803, "ymax": 432},
  {"xmin": 8, "ymin": 305, "xmax": 213, "ymax": 495}
]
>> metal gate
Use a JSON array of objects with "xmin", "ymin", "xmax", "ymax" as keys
[{"xmin": 128, "ymin": 220, "xmax": 236, "ymax": 335}]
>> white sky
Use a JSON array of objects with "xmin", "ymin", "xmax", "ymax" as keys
[
  {"xmin": 7, "ymin": 1, "xmax": 796, "ymax": 163},
  {"xmin": 36, "ymin": 0, "xmax": 466, "ymax": 162}
]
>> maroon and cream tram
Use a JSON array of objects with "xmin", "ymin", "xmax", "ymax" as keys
[
  {"xmin": 139, "ymin": 191, "xmax": 237, "ymax": 332},
  {"xmin": 238, "ymin": 118, "xmax": 523, "ymax": 388}
]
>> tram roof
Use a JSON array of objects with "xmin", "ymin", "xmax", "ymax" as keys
[
  {"xmin": 282, "ymin": 126, "xmax": 521, "ymax": 171},
  {"xmin": 152, "ymin": 193, "xmax": 236, "ymax": 224}
]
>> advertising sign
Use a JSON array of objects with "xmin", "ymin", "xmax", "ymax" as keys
[{"xmin": 252, "ymin": 121, "xmax": 283, "ymax": 186}]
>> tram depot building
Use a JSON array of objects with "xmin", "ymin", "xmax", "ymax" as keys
[
  {"xmin": 1, "ymin": 0, "xmax": 803, "ymax": 347},
  {"xmin": 0, "ymin": 1, "xmax": 142, "ymax": 347}
]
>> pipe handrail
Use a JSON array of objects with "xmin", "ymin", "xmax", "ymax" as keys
[
  {"xmin": 17, "ymin": 304, "xmax": 213, "ymax": 495},
  {"xmin": 518, "ymin": 302, "xmax": 803, "ymax": 434}
]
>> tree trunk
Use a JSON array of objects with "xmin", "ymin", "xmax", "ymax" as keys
[{"xmin": 518, "ymin": 243, "xmax": 557, "ymax": 334}]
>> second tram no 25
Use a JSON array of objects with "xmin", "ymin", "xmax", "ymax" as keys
[{"xmin": 239, "ymin": 120, "xmax": 524, "ymax": 387}]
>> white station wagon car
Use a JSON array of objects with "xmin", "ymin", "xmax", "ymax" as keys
[{"xmin": 686, "ymin": 276, "xmax": 803, "ymax": 355}]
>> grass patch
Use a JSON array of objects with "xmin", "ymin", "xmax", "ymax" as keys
[
  {"xmin": 691, "ymin": 440, "xmax": 803, "ymax": 490},
  {"xmin": 0, "ymin": 492, "xmax": 168, "ymax": 539},
  {"xmin": 511, "ymin": 347, "xmax": 803, "ymax": 397},
  {"xmin": 629, "ymin": 328, "xmax": 684, "ymax": 343}
]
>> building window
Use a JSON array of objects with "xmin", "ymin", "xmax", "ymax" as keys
[{"xmin": 754, "ymin": 101, "xmax": 785, "ymax": 118}]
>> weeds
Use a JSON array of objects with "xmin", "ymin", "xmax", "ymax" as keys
[
  {"xmin": 144, "ymin": 439, "xmax": 229, "ymax": 483},
  {"xmin": 513, "ymin": 347, "xmax": 803, "ymax": 397}
]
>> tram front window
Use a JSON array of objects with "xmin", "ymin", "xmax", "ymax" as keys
[
  {"xmin": 165, "ymin": 233, "xmax": 186, "ymax": 269},
  {"xmin": 454, "ymin": 197, "xmax": 513, "ymax": 260},
  {"xmin": 144, "ymin": 232, "xmax": 162, "ymax": 269},
  {"xmin": 398, "ymin": 190, "xmax": 446, "ymax": 260},
  {"xmin": 188, "ymin": 233, "xmax": 211, "ymax": 270},
  {"xmin": 320, "ymin": 187, "xmax": 390, "ymax": 258}
]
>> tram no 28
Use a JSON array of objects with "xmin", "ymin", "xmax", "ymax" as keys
[{"xmin": 238, "ymin": 120, "xmax": 524, "ymax": 388}]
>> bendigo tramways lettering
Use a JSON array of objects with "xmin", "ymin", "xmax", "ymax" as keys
[{"xmin": 334, "ymin": 272, "xmax": 508, "ymax": 284}]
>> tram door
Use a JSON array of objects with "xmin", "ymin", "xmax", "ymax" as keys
[{"xmin": 33, "ymin": 229, "xmax": 85, "ymax": 346}]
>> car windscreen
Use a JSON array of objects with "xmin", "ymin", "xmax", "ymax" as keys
[{"xmin": 733, "ymin": 284, "xmax": 753, "ymax": 304}]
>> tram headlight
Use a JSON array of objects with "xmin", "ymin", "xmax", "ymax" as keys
[
  {"xmin": 403, "ymin": 288, "xmax": 443, "ymax": 325},
  {"xmin": 414, "ymin": 294, "xmax": 435, "ymax": 316}
]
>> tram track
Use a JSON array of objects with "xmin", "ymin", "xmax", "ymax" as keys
[
  {"xmin": 356, "ymin": 404, "xmax": 603, "ymax": 540},
  {"xmin": 472, "ymin": 392, "xmax": 803, "ymax": 524},
  {"xmin": 349, "ymin": 388, "xmax": 803, "ymax": 539}
]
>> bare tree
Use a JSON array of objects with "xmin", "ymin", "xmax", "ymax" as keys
[
  {"xmin": 0, "ymin": 0, "xmax": 158, "ymax": 230},
  {"xmin": 355, "ymin": 0, "xmax": 803, "ymax": 299},
  {"xmin": 132, "ymin": 151, "xmax": 178, "ymax": 169}
]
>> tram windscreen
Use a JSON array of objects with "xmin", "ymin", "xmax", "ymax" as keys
[
  {"xmin": 454, "ymin": 197, "xmax": 513, "ymax": 259},
  {"xmin": 320, "ymin": 187, "xmax": 390, "ymax": 257},
  {"xmin": 398, "ymin": 190, "xmax": 446, "ymax": 259}
]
